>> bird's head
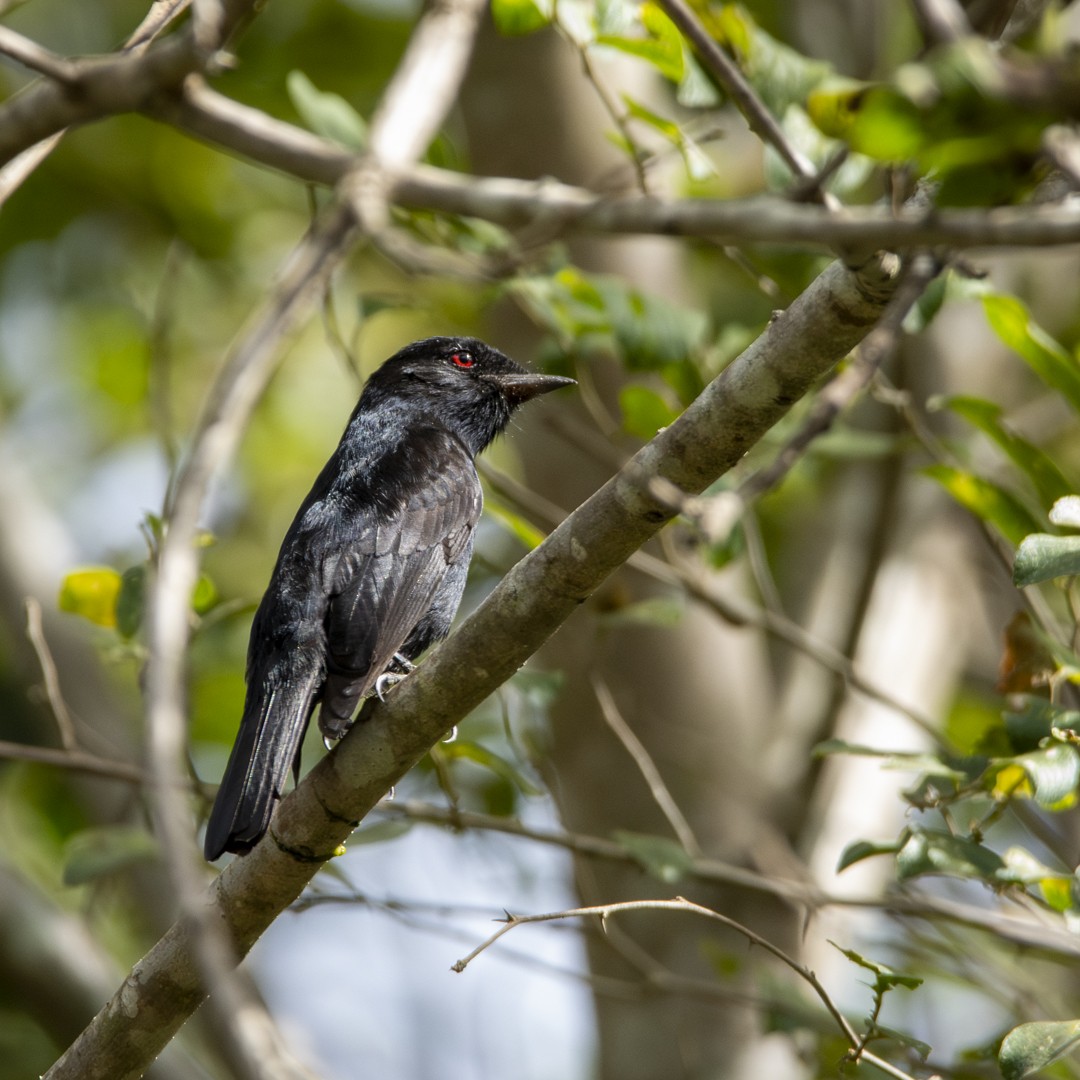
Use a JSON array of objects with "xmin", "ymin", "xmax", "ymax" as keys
[{"xmin": 362, "ymin": 337, "xmax": 576, "ymax": 454}]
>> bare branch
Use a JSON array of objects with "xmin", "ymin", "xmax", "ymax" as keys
[
  {"xmin": 125, "ymin": 0, "xmax": 194, "ymax": 53},
  {"xmin": 24, "ymin": 596, "xmax": 78, "ymax": 751},
  {"xmin": 654, "ymin": 0, "xmax": 820, "ymax": 190},
  {"xmin": 153, "ymin": 84, "xmax": 1080, "ymax": 252},
  {"xmin": 450, "ymin": 895, "xmax": 918, "ymax": 1080},
  {"xmin": 45, "ymin": 246, "xmax": 910, "ymax": 1080},
  {"xmin": 0, "ymin": 0, "xmax": 197, "ymax": 209},
  {"xmin": 0, "ymin": 0, "xmax": 257, "ymax": 167},
  {"xmin": 591, "ymin": 675, "xmax": 703, "ymax": 857},
  {"xmin": 0, "ymin": 739, "xmax": 147, "ymax": 784},
  {"xmin": 378, "ymin": 799, "xmax": 1080, "ymax": 958},
  {"xmin": 479, "ymin": 459, "xmax": 944, "ymax": 738},
  {"xmin": 0, "ymin": 25, "xmax": 77, "ymax": 81},
  {"xmin": 363, "ymin": 0, "xmax": 486, "ymax": 169}
]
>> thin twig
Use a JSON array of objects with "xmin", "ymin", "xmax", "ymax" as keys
[
  {"xmin": 125, "ymin": 0, "xmax": 194, "ymax": 52},
  {"xmin": 591, "ymin": 674, "xmax": 702, "ymax": 857},
  {"xmin": 451, "ymin": 895, "xmax": 918, "ymax": 1080},
  {"xmin": 0, "ymin": 25, "xmax": 77, "ymax": 81},
  {"xmin": 653, "ymin": 0, "xmax": 825, "ymax": 198},
  {"xmin": 0, "ymin": 739, "xmax": 147, "ymax": 784},
  {"xmin": 24, "ymin": 597, "xmax": 78, "ymax": 751},
  {"xmin": 375, "ymin": 798, "xmax": 1080, "ymax": 958}
]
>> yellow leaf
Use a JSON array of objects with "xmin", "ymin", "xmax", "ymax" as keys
[
  {"xmin": 58, "ymin": 568, "xmax": 122, "ymax": 628},
  {"xmin": 992, "ymin": 763, "xmax": 1033, "ymax": 800}
]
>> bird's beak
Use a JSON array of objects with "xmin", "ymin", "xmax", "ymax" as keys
[{"xmin": 492, "ymin": 373, "xmax": 576, "ymax": 406}]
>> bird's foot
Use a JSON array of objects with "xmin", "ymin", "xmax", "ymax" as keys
[
  {"xmin": 320, "ymin": 714, "xmax": 353, "ymax": 750},
  {"xmin": 375, "ymin": 671, "xmax": 407, "ymax": 702},
  {"xmin": 375, "ymin": 654, "xmax": 417, "ymax": 701}
]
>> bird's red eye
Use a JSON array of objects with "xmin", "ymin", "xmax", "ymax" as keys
[{"xmin": 450, "ymin": 352, "xmax": 475, "ymax": 368}]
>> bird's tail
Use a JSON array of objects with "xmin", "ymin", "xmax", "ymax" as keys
[{"xmin": 203, "ymin": 668, "xmax": 320, "ymax": 861}]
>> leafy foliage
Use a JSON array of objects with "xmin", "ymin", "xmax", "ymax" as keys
[{"xmin": 8, "ymin": 0, "xmax": 1080, "ymax": 1076}]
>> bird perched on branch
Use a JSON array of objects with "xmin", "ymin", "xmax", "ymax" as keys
[{"xmin": 203, "ymin": 337, "xmax": 574, "ymax": 861}]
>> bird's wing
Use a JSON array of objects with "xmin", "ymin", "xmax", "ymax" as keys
[{"xmin": 318, "ymin": 428, "xmax": 482, "ymax": 733}]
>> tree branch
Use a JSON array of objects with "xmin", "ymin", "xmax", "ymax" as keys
[
  {"xmin": 376, "ymin": 799, "xmax": 1080, "ymax": 958},
  {"xmin": 44, "ymin": 246, "xmax": 913, "ymax": 1078},
  {"xmin": 653, "ymin": 0, "xmax": 821, "ymax": 191},
  {"xmin": 0, "ymin": 0, "xmax": 256, "ymax": 166},
  {"xmin": 151, "ymin": 83, "xmax": 1080, "ymax": 252},
  {"xmin": 450, "ymin": 895, "xmax": 917, "ymax": 1080}
]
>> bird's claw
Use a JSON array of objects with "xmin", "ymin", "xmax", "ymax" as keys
[{"xmin": 375, "ymin": 671, "xmax": 406, "ymax": 702}]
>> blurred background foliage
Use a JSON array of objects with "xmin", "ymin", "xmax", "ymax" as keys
[{"xmin": 5, "ymin": 0, "xmax": 1080, "ymax": 1078}]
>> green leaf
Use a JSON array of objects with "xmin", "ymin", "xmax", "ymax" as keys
[
  {"xmin": 813, "ymin": 740, "xmax": 969, "ymax": 782},
  {"xmin": 612, "ymin": 830, "xmax": 693, "ymax": 884},
  {"xmin": 923, "ymin": 464, "xmax": 1041, "ymax": 547},
  {"xmin": 998, "ymin": 846, "xmax": 1072, "ymax": 889},
  {"xmin": 1015, "ymin": 534, "xmax": 1080, "ymax": 586},
  {"xmin": 983, "ymin": 295, "xmax": 1080, "ymax": 415},
  {"xmin": 510, "ymin": 268, "xmax": 707, "ymax": 368},
  {"xmin": 597, "ymin": 2, "xmax": 685, "ymax": 82},
  {"xmin": 286, "ymin": 70, "xmax": 367, "ymax": 150},
  {"xmin": 875, "ymin": 1025, "xmax": 931, "ymax": 1060},
  {"xmin": 115, "ymin": 565, "xmax": 146, "ymax": 639},
  {"xmin": 622, "ymin": 94, "xmax": 681, "ymax": 142},
  {"xmin": 62, "ymin": 826, "xmax": 158, "ymax": 886},
  {"xmin": 619, "ymin": 384, "xmax": 679, "ymax": 440},
  {"xmin": 191, "ymin": 572, "xmax": 219, "ymax": 616},
  {"xmin": 1004, "ymin": 697, "xmax": 1077, "ymax": 749},
  {"xmin": 1010, "ymin": 742, "xmax": 1080, "ymax": 809},
  {"xmin": 902, "ymin": 270, "xmax": 948, "ymax": 334},
  {"xmin": 895, "ymin": 826, "xmax": 1005, "ymax": 883},
  {"xmin": 829, "ymin": 942, "xmax": 923, "ymax": 991},
  {"xmin": 842, "ymin": 86, "xmax": 926, "ymax": 160},
  {"xmin": 933, "ymin": 395, "xmax": 1073, "ymax": 509},
  {"xmin": 716, "ymin": 5, "xmax": 833, "ymax": 119},
  {"xmin": 1000, "ymin": 1020, "xmax": 1080, "ymax": 1080},
  {"xmin": 1050, "ymin": 495, "xmax": 1080, "ymax": 529},
  {"xmin": 1041, "ymin": 875, "xmax": 1075, "ymax": 912},
  {"xmin": 837, "ymin": 838, "xmax": 902, "ymax": 872},
  {"xmin": 597, "ymin": 30, "xmax": 683, "ymax": 83},
  {"xmin": 438, "ymin": 740, "xmax": 543, "ymax": 796},
  {"xmin": 58, "ymin": 567, "xmax": 122, "ymax": 629},
  {"xmin": 490, "ymin": 0, "xmax": 552, "ymax": 35}
]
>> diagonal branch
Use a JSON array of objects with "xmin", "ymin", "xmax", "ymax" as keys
[
  {"xmin": 45, "ymin": 244, "xmax": 914, "ymax": 1080},
  {"xmin": 654, "ymin": 0, "xmax": 821, "ymax": 191}
]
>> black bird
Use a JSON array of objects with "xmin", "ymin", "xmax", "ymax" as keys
[{"xmin": 203, "ymin": 337, "xmax": 574, "ymax": 861}]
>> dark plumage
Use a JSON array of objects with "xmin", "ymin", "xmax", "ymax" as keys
[{"xmin": 203, "ymin": 336, "xmax": 574, "ymax": 861}]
